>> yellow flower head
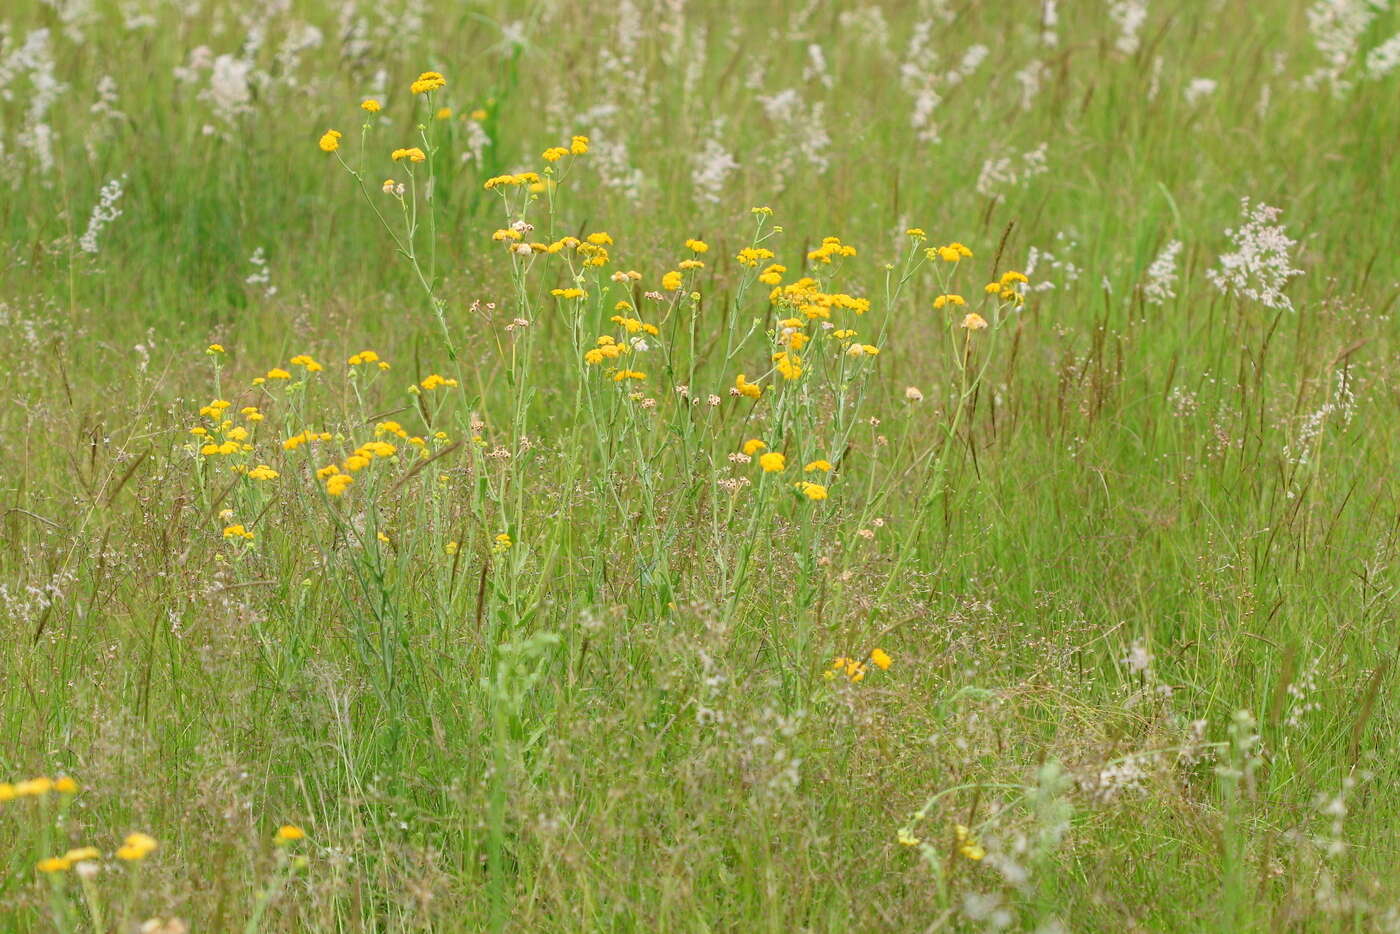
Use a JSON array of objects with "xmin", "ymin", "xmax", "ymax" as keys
[
  {"xmin": 542, "ymin": 146, "xmax": 569, "ymax": 162},
  {"xmin": 391, "ymin": 147, "xmax": 427, "ymax": 163},
  {"xmin": 116, "ymin": 832, "xmax": 158, "ymax": 861},
  {"xmin": 870, "ymin": 648, "xmax": 892, "ymax": 670},
  {"xmin": 361, "ymin": 99, "xmax": 381, "ymax": 113},
  {"xmin": 759, "ymin": 452, "xmax": 786, "ymax": 473},
  {"xmin": 803, "ymin": 459, "xmax": 832, "ymax": 473},
  {"xmin": 795, "ymin": 481, "xmax": 828, "ymax": 501},
  {"xmin": 275, "ymin": 824, "xmax": 306, "ymax": 844},
  {"xmin": 411, "ymin": 71, "xmax": 446, "ymax": 95},
  {"xmin": 37, "ymin": 857, "xmax": 72, "ymax": 873},
  {"xmin": 734, "ymin": 373, "xmax": 762, "ymax": 399},
  {"xmin": 932, "ymin": 293, "xmax": 966, "ymax": 309},
  {"xmin": 742, "ymin": 439, "xmax": 767, "ymax": 456},
  {"xmin": 570, "ymin": 135, "xmax": 589, "ymax": 155},
  {"xmin": 684, "ymin": 238, "xmax": 709, "ymax": 254},
  {"xmin": 318, "ymin": 129, "xmax": 342, "ymax": 152},
  {"xmin": 435, "ymin": 107, "xmax": 452, "ymax": 120},
  {"xmin": 961, "ymin": 312, "xmax": 989, "ymax": 331},
  {"xmin": 955, "ymin": 824, "xmax": 985, "ymax": 861},
  {"xmin": 661, "ymin": 270, "xmax": 683, "ymax": 291}
]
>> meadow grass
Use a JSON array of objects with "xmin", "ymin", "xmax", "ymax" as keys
[{"xmin": 1, "ymin": 0, "xmax": 1397, "ymax": 930}]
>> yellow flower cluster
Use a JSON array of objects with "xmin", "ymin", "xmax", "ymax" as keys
[
  {"xmin": 584, "ymin": 335, "xmax": 628, "ymax": 366},
  {"xmin": 807, "ymin": 235, "xmax": 857, "ymax": 263},
  {"xmin": 758, "ymin": 263, "xmax": 786, "ymax": 285},
  {"xmin": 770, "ymin": 278, "xmax": 870, "ymax": 317},
  {"xmin": 983, "ymin": 270, "xmax": 1029, "ymax": 303},
  {"xmin": 348, "ymin": 349, "xmax": 390, "ymax": 369},
  {"xmin": 954, "ymin": 824, "xmax": 986, "ymax": 861},
  {"xmin": 36, "ymin": 847, "xmax": 101, "ymax": 874},
  {"xmin": 410, "ymin": 70, "xmax": 446, "ymax": 94},
  {"xmin": 772, "ymin": 351, "xmax": 803, "ymax": 380},
  {"xmin": 193, "ymin": 400, "xmax": 257, "ymax": 458},
  {"xmin": 391, "ymin": 147, "xmax": 426, "ymax": 163},
  {"xmin": 736, "ymin": 246, "xmax": 776, "ymax": 267},
  {"xmin": 222, "ymin": 524, "xmax": 254, "ymax": 540},
  {"xmin": 0, "ymin": 775, "xmax": 77, "ymax": 801},
  {"xmin": 610, "ymin": 315, "xmax": 659, "ymax": 335},
  {"xmin": 825, "ymin": 649, "xmax": 890, "ymax": 682},
  {"xmin": 734, "ymin": 373, "xmax": 762, "ymax": 399},
  {"xmin": 116, "ymin": 832, "xmax": 158, "ymax": 861},
  {"xmin": 318, "ymin": 129, "xmax": 341, "ymax": 152},
  {"xmin": 275, "ymin": 824, "xmax": 306, "ymax": 844},
  {"xmin": 929, "ymin": 241, "xmax": 973, "ymax": 262},
  {"xmin": 419, "ymin": 373, "xmax": 458, "ymax": 391},
  {"xmin": 283, "ymin": 430, "xmax": 333, "ymax": 451},
  {"xmin": 319, "ymin": 438, "xmax": 398, "ymax": 496},
  {"xmin": 542, "ymin": 136, "xmax": 588, "ymax": 161},
  {"xmin": 483, "ymin": 172, "xmax": 542, "ymax": 190}
]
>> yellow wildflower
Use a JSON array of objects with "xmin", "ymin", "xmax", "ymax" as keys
[
  {"xmin": 391, "ymin": 147, "xmax": 427, "ymax": 163},
  {"xmin": 955, "ymin": 825, "xmax": 985, "ymax": 861},
  {"xmin": 961, "ymin": 312, "xmax": 989, "ymax": 330},
  {"xmin": 742, "ymin": 439, "xmax": 767, "ymax": 456},
  {"xmin": 795, "ymin": 481, "xmax": 828, "ymax": 501},
  {"xmin": 275, "ymin": 825, "xmax": 306, "ymax": 844},
  {"xmin": 116, "ymin": 832, "xmax": 158, "ymax": 861},
  {"xmin": 759, "ymin": 452, "xmax": 786, "ymax": 472},
  {"xmin": 318, "ymin": 129, "xmax": 342, "ymax": 152},
  {"xmin": 803, "ymin": 459, "xmax": 832, "ymax": 473},
  {"xmin": 735, "ymin": 373, "xmax": 762, "ymax": 399},
  {"xmin": 361, "ymin": 99, "xmax": 381, "ymax": 112},
  {"xmin": 410, "ymin": 71, "xmax": 446, "ymax": 95}
]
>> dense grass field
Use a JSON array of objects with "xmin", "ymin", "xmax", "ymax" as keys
[{"xmin": 2, "ymin": 0, "xmax": 1398, "ymax": 930}]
